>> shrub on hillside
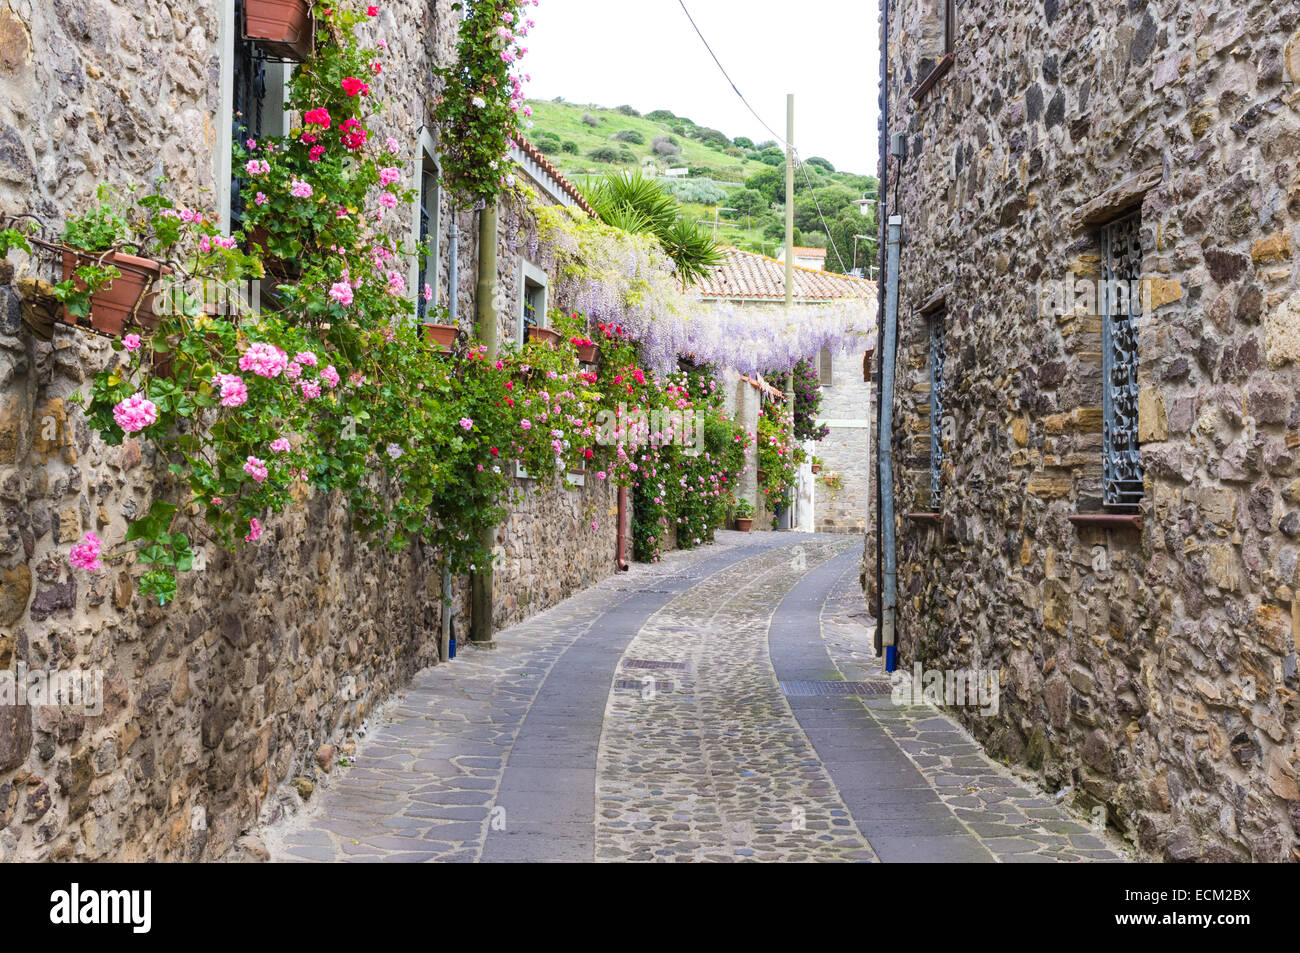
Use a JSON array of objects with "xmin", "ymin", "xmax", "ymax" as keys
[
  {"xmin": 581, "ymin": 113, "xmax": 601, "ymax": 127},
  {"xmin": 588, "ymin": 145, "xmax": 620, "ymax": 162},
  {"xmin": 561, "ymin": 140, "xmax": 579, "ymax": 154},
  {"xmin": 652, "ymin": 136, "xmax": 681, "ymax": 157},
  {"xmin": 615, "ymin": 104, "xmax": 640, "ymax": 116},
  {"xmin": 645, "ymin": 109, "xmax": 676, "ymax": 122},
  {"xmin": 612, "ymin": 129, "xmax": 645, "ymax": 145}
]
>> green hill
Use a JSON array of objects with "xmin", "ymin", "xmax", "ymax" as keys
[{"xmin": 525, "ymin": 100, "xmax": 880, "ymax": 272}]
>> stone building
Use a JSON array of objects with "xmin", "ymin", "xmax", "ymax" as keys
[
  {"xmin": 0, "ymin": 0, "xmax": 617, "ymax": 860},
  {"xmin": 876, "ymin": 0, "xmax": 1300, "ymax": 860},
  {"xmin": 695, "ymin": 246, "xmax": 875, "ymax": 531}
]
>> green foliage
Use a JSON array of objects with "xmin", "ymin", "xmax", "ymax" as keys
[
  {"xmin": 431, "ymin": 1, "xmax": 528, "ymax": 205},
  {"xmin": 645, "ymin": 109, "xmax": 677, "ymax": 122},
  {"xmin": 615, "ymin": 104, "xmax": 640, "ymax": 116},
  {"xmin": 733, "ymin": 498, "xmax": 754, "ymax": 519},
  {"xmin": 730, "ymin": 188, "xmax": 767, "ymax": 215},
  {"xmin": 588, "ymin": 145, "xmax": 620, "ymax": 163},
  {"xmin": 663, "ymin": 178, "xmax": 727, "ymax": 206},
  {"xmin": 745, "ymin": 166, "xmax": 786, "ymax": 205},
  {"xmin": 806, "ymin": 156, "xmax": 835, "ymax": 172},
  {"xmin": 611, "ymin": 129, "xmax": 645, "ymax": 145},
  {"xmin": 756, "ymin": 401, "xmax": 801, "ymax": 503},
  {"xmin": 732, "ymin": 136, "xmax": 754, "ymax": 150},
  {"xmin": 586, "ymin": 170, "xmax": 723, "ymax": 285},
  {"xmin": 560, "ymin": 139, "xmax": 578, "ymax": 154}
]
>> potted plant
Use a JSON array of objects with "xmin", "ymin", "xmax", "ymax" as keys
[
  {"xmin": 571, "ymin": 335, "xmax": 599, "ymax": 363},
  {"xmin": 422, "ymin": 322, "xmax": 460, "ymax": 352},
  {"xmin": 243, "ymin": 0, "xmax": 314, "ymax": 61},
  {"xmin": 56, "ymin": 188, "xmax": 168, "ymax": 337},
  {"xmin": 811, "ymin": 455, "xmax": 823, "ymax": 474},
  {"xmin": 822, "ymin": 471, "xmax": 844, "ymax": 491},
  {"xmin": 733, "ymin": 499, "xmax": 754, "ymax": 532},
  {"xmin": 526, "ymin": 325, "xmax": 561, "ymax": 348}
]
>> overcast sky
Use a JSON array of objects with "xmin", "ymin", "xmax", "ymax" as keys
[{"xmin": 523, "ymin": 0, "xmax": 880, "ymax": 177}]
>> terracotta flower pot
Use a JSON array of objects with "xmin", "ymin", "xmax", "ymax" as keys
[
  {"xmin": 574, "ymin": 342, "xmax": 599, "ymax": 363},
  {"xmin": 422, "ymin": 323, "xmax": 459, "ymax": 352},
  {"xmin": 757, "ymin": 468, "xmax": 768, "ymax": 483},
  {"xmin": 247, "ymin": 225, "xmax": 301, "ymax": 280},
  {"xmin": 243, "ymin": 0, "xmax": 313, "ymax": 61},
  {"xmin": 735, "ymin": 517, "xmax": 753, "ymax": 532},
  {"xmin": 811, "ymin": 463, "xmax": 822, "ymax": 473},
  {"xmin": 527, "ymin": 326, "xmax": 561, "ymax": 348},
  {"xmin": 61, "ymin": 250, "xmax": 167, "ymax": 337}
]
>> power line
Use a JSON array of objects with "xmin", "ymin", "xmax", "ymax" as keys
[
  {"xmin": 795, "ymin": 151, "xmax": 847, "ymax": 272},
  {"xmin": 675, "ymin": 0, "xmax": 788, "ymax": 149},
  {"xmin": 674, "ymin": 0, "xmax": 848, "ymax": 273}
]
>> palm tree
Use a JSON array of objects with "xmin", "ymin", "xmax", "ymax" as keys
[{"xmin": 584, "ymin": 170, "xmax": 725, "ymax": 286}]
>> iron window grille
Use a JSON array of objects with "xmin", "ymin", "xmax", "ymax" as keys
[
  {"xmin": 416, "ymin": 166, "xmax": 436, "ymax": 321},
  {"xmin": 1101, "ymin": 212, "xmax": 1145, "ymax": 509},
  {"xmin": 231, "ymin": 0, "xmax": 269, "ymax": 230}
]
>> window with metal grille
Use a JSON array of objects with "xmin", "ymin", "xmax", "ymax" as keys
[
  {"xmin": 517, "ymin": 258, "xmax": 548, "ymax": 345},
  {"xmin": 928, "ymin": 308, "xmax": 946, "ymax": 511},
  {"xmin": 1101, "ymin": 212, "xmax": 1144, "ymax": 508},
  {"xmin": 230, "ymin": 0, "xmax": 290, "ymax": 231},
  {"xmin": 818, "ymin": 346, "xmax": 833, "ymax": 386},
  {"xmin": 415, "ymin": 157, "xmax": 439, "ymax": 321}
]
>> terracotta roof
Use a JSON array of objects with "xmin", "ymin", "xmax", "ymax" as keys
[
  {"xmin": 791, "ymin": 246, "xmax": 826, "ymax": 256},
  {"xmin": 514, "ymin": 137, "xmax": 596, "ymax": 217},
  {"xmin": 741, "ymin": 374, "xmax": 785, "ymax": 400},
  {"xmin": 693, "ymin": 246, "xmax": 876, "ymax": 301}
]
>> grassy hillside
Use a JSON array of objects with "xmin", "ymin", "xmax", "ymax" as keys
[{"xmin": 526, "ymin": 100, "xmax": 879, "ymax": 269}]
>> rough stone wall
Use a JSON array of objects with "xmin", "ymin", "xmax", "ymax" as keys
[
  {"xmin": 883, "ymin": 0, "xmax": 1300, "ymax": 861},
  {"xmin": 0, "ymin": 0, "xmax": 617, "ymax": 860},
  {"xmin": 814, "ymin": 346, "xmax": 873, "ymax": 533}
]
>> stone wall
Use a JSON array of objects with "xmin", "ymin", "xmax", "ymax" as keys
[
  {"xmin": 882, "ymin": 0, "xmax": 1300, "ymax": 861},
  {"xmin": 0, "ymin": 0, "xmax": 619, "ymax": 861},
  {"xmin": 814, "ymin": 345, "xmax": 873, "ymax": 533}
]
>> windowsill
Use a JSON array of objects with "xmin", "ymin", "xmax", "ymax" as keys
[
  {"xmin": 1068, "ymin": 513, "xmax": 1143, "ymax": 531},
  {"xmin": 904, "ymin": 512, "xmax": 943, "ymax": 524},
  {"xmin": 911, "ymin": 52, "xmax": 955, "ymax": 102}
]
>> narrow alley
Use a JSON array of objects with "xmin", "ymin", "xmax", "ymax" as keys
[{"xmin": 264, "ymin": 532, "xmax": 1125, "ymax": 863}]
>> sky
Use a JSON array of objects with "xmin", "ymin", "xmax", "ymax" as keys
[{"xmin": 522, "ymin": 0, "xmax": 880, "ymax": 177}]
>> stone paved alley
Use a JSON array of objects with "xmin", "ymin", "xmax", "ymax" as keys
[{"xmin": 260, "ymin": 532, "xmax": 1128, "ymax": 863}]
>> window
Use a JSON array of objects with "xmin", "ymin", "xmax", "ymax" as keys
[
  {"xmin": 224, "ymin": 0, "xmax": 291, "ymax": 232},
  {"xmin": 411, "ymin": 130, "xmax": 440, "ymax": 320},
  {"xmin": 928, "ymin": 308, "xmax": 946, "ymax": 511},
  {"xmin": 517, "ymin": 258, "xmax": 548, "ymax": 345},
  {"xmin": 1101, "ymin": 212, "xmax": 1144, "ymax": 508},
  {"xmin": 818, "ymin": 347, "xmax": 833, "ymax": 387}
]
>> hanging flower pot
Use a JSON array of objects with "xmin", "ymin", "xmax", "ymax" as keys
[
  {"xmin": 243, "ymin": 0, "xmax": 314, "ymax": 61},
  {"xmin": 422, "ymin": 322, "xmax": 460, "ymax": 352},
  {"xmin": 570, "ymin": 336, "xmax": 599, "ymax": 363},
  {"xmin": 811, "ymin": 463, "xmax": 822, "ymax": 474},
  {"xmin": 247, "ymin": 226, "xmax": 302, "ymax": 281},
  {"xmin": 735, "ymin": 517, "xmax": 754, "ymax": 532},
  {"xmin": 60, "ymin": 249, "xmax": 167, "ymax": 337},
  {"xmin": 527, "ymin": 326, "xmax": 561, "ymax": 348}
]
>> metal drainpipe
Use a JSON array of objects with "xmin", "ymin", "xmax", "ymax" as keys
[
  {"xmin": 879, "ymin": 214, "xmax": 902, "ymax": 672},
  {"xmin": 874, "ymin": 0, "xmax": 889, "ymax": 658},
  {"xmin": 616, "ymin": 486, "xmax": 629, "ymax": 571},
  {"xmin": 441, "ymin": 209, "xmax": 458, "ymax": 661}
]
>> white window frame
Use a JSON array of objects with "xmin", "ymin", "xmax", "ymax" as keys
[
  {"xmin": 218, "ymin": 0, "xmax": 292, "ymax": 236},
  {"xmin": 409, "ymin": 128, "xmax": 440, "ymax": 317},
  {"xmin": 517, "ymin": 257, "xmax": 548, "ymax": 345}
]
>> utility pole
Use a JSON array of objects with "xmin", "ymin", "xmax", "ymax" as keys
[{"xmin": 781, "ymin": 93, "xmax": 795, "ymax": 532}]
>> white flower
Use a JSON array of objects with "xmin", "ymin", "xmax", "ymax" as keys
[
  {"xmin": 386, "ymin": 443, "xmax": 403, "ymax": 460},
  {"xmin": 471, "ymin": 96, "xmax": 486, "ymax": 108}
]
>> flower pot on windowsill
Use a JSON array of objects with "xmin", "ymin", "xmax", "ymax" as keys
[
  {"xmin": 60, "ymin": 249, "xmax": 167, "ymax": 337},
  {"xmin": 735, "ymin": 517, "xmax": 754, "ymax": 532},
  {"xmin": 247, "ymin": 226, "xmax": 302, "ymax": 281},
  {"xmin": 526, "ymin": 326, "xmax": 561, "ymax": 348},
  {"xmin": 243, "ymin": 0, "xmax": 314, "ymax": 61},
  {"xmin": 572, "ymin": 340, "xmax": 599, "ymax": 363},
  {"xmin": 422, "ymin": 322, "xmax": 459, "ymax": 352},
  {"xmin": 810, "ymin": 463, "xmax": 822, "ymax": 473}
]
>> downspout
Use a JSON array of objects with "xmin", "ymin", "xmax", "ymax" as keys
[
  {"xmin": 879, "ymin": 214, "xmax": 902, "ymax": 672},
  {"xmin": 616, "ymin": 486, "xmax": 629, "ymax": 571},
  {"xmin": 442, "ymin": 209, "xmax": 458, "ymax": 661},
  {"xmin": 470, "ymin": 202, "xmax": 499, "ymax": 644},
  {"xmin": 874, "ymin": 0, "xmax": 889, "ymax": 657}
]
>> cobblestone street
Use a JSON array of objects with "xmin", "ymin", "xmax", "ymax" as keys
[{"xmin": 260, "ymin": 532, "xmax": 1128, "ymax": 863}]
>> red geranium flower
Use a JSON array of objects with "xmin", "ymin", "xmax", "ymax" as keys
[{"xmin": 342, "ymin": 76, "xmax": 370, "ymax": 97}]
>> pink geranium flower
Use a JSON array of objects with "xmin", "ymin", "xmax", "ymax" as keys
[
  {"xmin": 320, "ymin": 365, "xmax": 340, "ymax": 388},
  {"xmin": 243, "ymin": 456, "xmax": 268, "ymax": 483},
  {"xmin": 245, "ymin": 518, "xmax": 263, "ymax": 543},
  {"xmin": 212, "ymin": 372, "xmax": 248, "ymax": 408},
  {"xmin": 341, "ymin": 76, "xmax": 370, "ymax": 97},
  {"xmin": 239, "ymin": 342, "xmax": 288, "ymax": 378},
  {"xmin": 112, "ymin": 393, "xmax": 158, "ymax": 433},
  {"xmin": 270, "ymin": 437, "xmax": 291, "ymax": 453},
  {"xmin": 329, "ymin": 282, "xmax": 354, "ymax": 306},
  {"xmin": 68, "ymin": 531, "xmax": 102, "ymax": 571},
  {"xmin": 123, "ymin": 334, "xmax": 141, "ymax": 351}
]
